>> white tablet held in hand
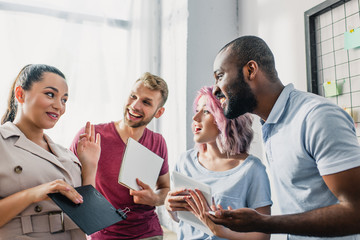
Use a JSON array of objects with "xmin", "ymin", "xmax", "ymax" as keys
[{"xmin": 172, "ymin": 171, "xmax": 213, "ymax": 236}]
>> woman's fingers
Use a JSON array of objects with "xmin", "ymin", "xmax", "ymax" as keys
[
  {"xmin": 185, "ymin": 196, "xmax": 198, "ymax": 215},
  {"xmin": 30, "ymin": 179, "xmax": 83, "ymax": 204},
  {"xmin": 194, "ymin": 189, "xmax": 210, "ymax": 211},
  {"xmin": 78, "ymin": 122, "xmax": 91, "ymax": 145},
  {"xmin": 165, "ymin": 189, "xmax": 192, "ymax": 211},
  {"xmin": 189, "ymin": 189, "xmax": 211, "ymax": 215},
  {"xmin": 167, "ymin": 195, "xmax": 190, "ymax": 211},
  {"xmin": 62, "ymin": 189, "xmax": 83, "ymax": 204},
  {"xmin": 84, "ymin": 121, "xmax": 91, "ymax": 136},
  {"xmin": 188, "ymin": 189, "xmax": 211, "ymax": 217},
  {"xmin": 90, "ymin": 123, "xmax": 95, "ymax": 142},
  {"xmin": 169, "ymin": 188, "xmax": 188, "ymax": 196},
  {"xmin": 50, "ymin": 179, "xmax": 83, "ymax": 204},
  {"xmin": 96, "ymin": 133, "xmax": 101, "ymax": 145},
  {"xmin": 82, "ymin": 122, "xmax": 98, "ymax": 143},
  {"xmin": 188, "ymin": 190, "xmax": 201, "ymax": 214},
  {"xmin": 78, "ymin": 133, "xmax": 87, "ymax": 140}
]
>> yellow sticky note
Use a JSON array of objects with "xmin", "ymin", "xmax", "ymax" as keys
[
  {"xmin": 344, "ymin": 28, "xmax": 360, "ymax": 50},
  {"xmin": 324, "ymin": 81, "xmax": 339, "ymax": 97}
]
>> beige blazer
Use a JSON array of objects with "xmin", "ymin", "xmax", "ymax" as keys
[{"xmin": 0, "ymin": 122, "xmax": 86, "ymax": 240}]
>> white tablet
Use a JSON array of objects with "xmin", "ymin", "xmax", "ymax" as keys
[{"xmin": 172, "ymin": 171, "xmax": 213, "ymax": 236}]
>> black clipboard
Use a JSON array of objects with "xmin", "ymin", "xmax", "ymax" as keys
[{"xmin": 48, "ymin": 185, "xmax": 127, "ymax": 235}]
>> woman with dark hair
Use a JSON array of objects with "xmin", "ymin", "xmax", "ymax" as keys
[
  {"xmin": 165, "ymin": 86, "xmax": 272, "ymax": 240},
  {"xmin": 0, "ymin": 64, "xmax": 100, "ymax": 239}
]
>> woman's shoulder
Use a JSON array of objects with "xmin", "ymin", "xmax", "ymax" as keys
[
  {"xmin": 244, "ymin": 155, "xmax": 267, "ymax": 170},
  {"xmin": 0, "ymin": 122, "xmax": 21, "ymax": 139},
  {"xmin": 44, "ymin": 134, "xmax": 79, "ymax": 161},
  {"xmin": 181, "ymin": 148, "xmax": 198, "ymax": 160},
  {"xmin": 175, "ymin": 148, "xmax": 198, "ymax": 169}
]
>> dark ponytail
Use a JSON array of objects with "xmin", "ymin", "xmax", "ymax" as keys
[
  {"xmin": 2, "ymin": 78, "xmax": 18, "ymax": 124},
  {"xmin": 1, "ymin": 64, "xmax": 66, "ymax": 124}
]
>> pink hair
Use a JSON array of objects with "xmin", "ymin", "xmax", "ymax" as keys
[{"xmin": 193, "ymin": 86, "xmax": 253, "ymax": 155}]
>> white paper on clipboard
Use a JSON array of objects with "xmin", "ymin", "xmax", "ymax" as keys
[
  {"xmin": 172, "ymin": 171, "xmax": 214, "ymax": 236},
  {"xmin": 118, "ymin": 137, "xmax": 164, "ymax": 190}
]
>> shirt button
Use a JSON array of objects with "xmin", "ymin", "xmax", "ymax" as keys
[
  {"xmin": 34, "ymin": 205, "xmax": 42, "ymax": 213},
  {"xmin": 14, "ymin": 166, "xmax": 22, "ymax": 174}
]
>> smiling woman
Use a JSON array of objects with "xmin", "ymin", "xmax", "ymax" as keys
[
  {"xmin": 15, "ymin": 72, "xmax": 68, "ymax": 131},
  {"xmin": 0, "ymin": 64, "xmax": 101, "ymax": 240},
  {"xmin": 2, "ymin": 65, "xmax": 66, "ymax": 125}
]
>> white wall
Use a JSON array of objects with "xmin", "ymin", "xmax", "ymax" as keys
[
  {"xmin": 238, "ymin": 0, "xmax": 326, "ymax": 91},
  {"xmin": 185, "ymin": 0, "xmax": 239, "ymax": 149}
]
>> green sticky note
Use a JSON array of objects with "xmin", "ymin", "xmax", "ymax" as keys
[
  {"xmin": 344, "ymin": 28, "xmax": 360, "ymax": 50},
  {"xmin": 324, "ymin": 81, "xmax": 339, "ymax": 97}
]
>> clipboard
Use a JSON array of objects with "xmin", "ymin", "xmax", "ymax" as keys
[
  {"xmin": 48, "ymin": 185, "xmax": 127, "ymax": 235},
  {"xmin": 118, "ymin": 137, "xmax": 164, "ymax": 190},
  {"xmin": 172, "ymin": 171, "xmax": 213, "ymax": 236}
]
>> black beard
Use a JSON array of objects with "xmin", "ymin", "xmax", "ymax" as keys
[{"xmin": 224, "ymin": 72, "xmax": 257, "ymax": 119}]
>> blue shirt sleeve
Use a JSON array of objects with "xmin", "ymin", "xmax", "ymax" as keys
[{"xmin": 305, "ymin": 103, "xmax": 360, "ymax": 176}]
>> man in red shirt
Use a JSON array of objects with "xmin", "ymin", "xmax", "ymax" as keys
[{"xmin": 71, "ymin": 72, "xmax": 170, "ymax": 240}]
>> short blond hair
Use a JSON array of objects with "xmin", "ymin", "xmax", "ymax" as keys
[{"xmin": 136, "ymin": 72, "xmax": 168, "ymax": 107}]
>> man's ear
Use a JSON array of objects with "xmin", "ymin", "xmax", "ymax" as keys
[
  {"xmin": 154, "ymin": 107, "xmax": 165, "ymax": 119},
  {"xmin": 245, "ymin": 60, "xmax": 259, "ymax": 80},
  {"xmin": 15, "ymin": 86, "xmax": 25, "ymax": 103}
]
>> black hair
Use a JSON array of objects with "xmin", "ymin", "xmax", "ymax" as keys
[
  {"xmin": 1, "ymin": 64, "xmax": 66, "ymax": 124},
  {"xmin": 220, "ymin": 35, "xmax": 279, "ymax": 81}
]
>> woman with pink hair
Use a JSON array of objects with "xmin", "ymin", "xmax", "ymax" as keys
[{"xmin": 165, "ymin": 86, "xmax": 272, "ymax": 240}]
